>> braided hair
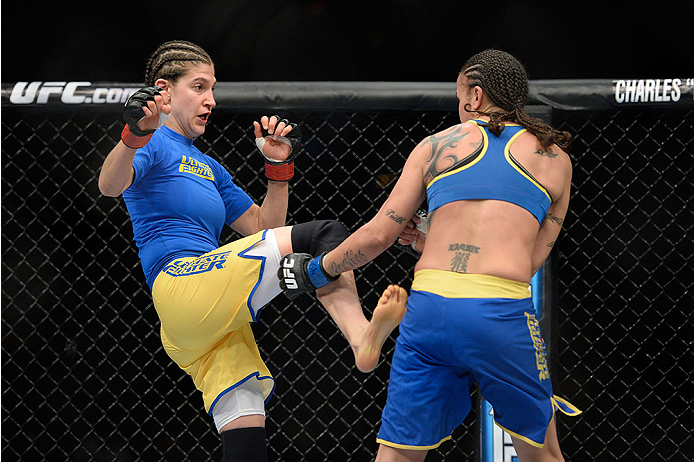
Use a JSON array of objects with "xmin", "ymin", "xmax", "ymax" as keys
[
  {"xmin": 144, "ymin": 40, "xmax": 213, "ymax": 87},
  {"xmin": 460, "ymin": 49, "xmax": 571, "ymax": 151}
]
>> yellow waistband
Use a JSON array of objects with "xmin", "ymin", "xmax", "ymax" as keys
[{"xmin": 412, "ymin": 269, "xmax": 530, "ymax": 299}]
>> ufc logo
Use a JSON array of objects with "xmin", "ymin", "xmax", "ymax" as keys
[{"xmin": 282, "ymin": 258, "xmax": 298, "ymax": 290}]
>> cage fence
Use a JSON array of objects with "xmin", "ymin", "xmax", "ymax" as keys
[{"xmin": 2, "ymin": 80, "xmax": 693, "ymax": 461}]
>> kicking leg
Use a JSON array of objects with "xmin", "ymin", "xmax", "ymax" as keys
[
  {"xmin": 354, "ymin": 284, "xmax": 407, "ymax": 372},
  {"xmin": 315, "ymin": 270, "xmax": 368, "ymax": 360},
  {"xmin": 317, "ymin": 280, "xmax": 407, "ymax": 372},
  {"xmin": 274, "ymin": 222, "xmax": 407, "ymax": 372}
]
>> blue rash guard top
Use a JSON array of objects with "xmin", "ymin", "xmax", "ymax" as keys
[
  {"xmin": 426, "ymin": 120, "xmax": 552, "ymax": 223},
  {"xmin": 122, "ymin": 125, "xmax": 254, "ymax": 290}
]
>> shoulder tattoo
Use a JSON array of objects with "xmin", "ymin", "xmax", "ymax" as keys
[
  {"xmin": 422, "ymin": 126, "xmax": 479, "ymax": 185},
  {"xmin": 534, "ymin": 148, "xmax": 559, "ymax": 158}
]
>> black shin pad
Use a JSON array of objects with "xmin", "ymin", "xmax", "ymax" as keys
[
  {"xmin": 291, "ymin": 220, "xmax": 349, "ymax": 256},
  {"xmin": 220, "ymin": 427, "xmax": 267, "ymax": 462}
]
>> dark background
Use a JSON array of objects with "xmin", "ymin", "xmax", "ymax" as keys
[
  {"xmin": 2, "ymin": 0, "xmax": 692, "ymax": 84},
  {"xmin": 2, "ymin": 2, "xmax": 694, "ymax": 461}
]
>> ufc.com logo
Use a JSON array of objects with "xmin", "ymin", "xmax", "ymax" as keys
[{"xmin": 9, "ymin": 82, "xmax": 139, "ymax": 105}]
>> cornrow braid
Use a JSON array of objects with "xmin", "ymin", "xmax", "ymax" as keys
[
  {"xmin": 460, "ymin": 49, "xmax": 572, "ymax": 151},
  {"xmin": 144, "ymin": 40, "xmax": 213, "ymax": 87}
]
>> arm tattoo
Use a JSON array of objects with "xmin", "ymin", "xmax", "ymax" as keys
[
  {"xmin": 448, "ymin": 243, "xmax": 480, "ymax": 273},
  {"xmin": 546, "ymin": 240, "xmax": 555, "ymax": 248},
  {"xmin": 385, "ymin": 209, "xmax": 406, "ymax": 224},
  {"xmin": 328, "ymin": 249, "xmax": 368, "ymax": 274},
  {"xmin": 544, "ymin": 213, "xmax": 564, "ymax": 227},
  {"xmin": 534, "ymin": 148, "xmax": 558, "ymax": 158},
  {"xmin": 423, "ymin": 127, "xmax": 479, "ymax": 185}
]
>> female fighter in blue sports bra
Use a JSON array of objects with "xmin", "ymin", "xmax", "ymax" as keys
[
  {"xmin": 98, "ymin": 40, "xmax": 406, "ymax": 462},
  {"xmin": 279, "ymin": 49, "xmax": 581, "ymax": 462}
]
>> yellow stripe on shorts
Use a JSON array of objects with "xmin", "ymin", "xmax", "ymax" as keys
[
  {"xmin": 376, "ymin": 435, "xmax": 452, "ymax": 451},
  {"xmin": 412, "ymin": 269, "xmax": 530, "ymax": 299}
]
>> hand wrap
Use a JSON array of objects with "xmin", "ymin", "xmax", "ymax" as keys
[
  {"xmin": 255, "ymin": 115, "xmax": 302, "ymax": 181},
  {"xmin": 411, "ymin": 209, "xmax": 429, "ymax": 251},
  {"xmin": 278, "ymin": 252, "xmax": 338, "ymax": 300},
  {"xmin": 121, "ymin": 86, "xmax": 163, "ymax": 149}
]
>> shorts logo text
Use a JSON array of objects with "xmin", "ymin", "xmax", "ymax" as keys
[
  {"xmin": 525, "ymin": 312, "xmax": 550, "ymax": 381},
  {"xmin": 163, "ymin": 251, "xmax": 232, "ymax": 276}
]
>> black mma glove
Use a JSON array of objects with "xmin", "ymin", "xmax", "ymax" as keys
[
  {"xmin": 121, "ymin": 86, "xmax": 164, "ymax": 148},
  {"xmin": 255, "ymin": 115, "xmax": 302, "ymax": 181},
  {"xmin": 278, "ymin": 252, "xmax": 338, "ymax": 300}
]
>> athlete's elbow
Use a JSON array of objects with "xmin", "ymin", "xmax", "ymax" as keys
[
  {"xmin": 531, "ymin": 263, "xmax": 542, "ymax": 277},
  {"xmin": 364, "ymin": 221, "xmax": 395, "ymax": 253},
  {"xmin": 531, "ymin": 253, "xmax": 549, "ymax": 276},
  {"xmin": 98, "ymin": 177, "xmax": 123, "ymax": 197}
]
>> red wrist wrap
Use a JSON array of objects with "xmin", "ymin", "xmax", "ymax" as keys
[
  {"xmin": 121, "ymin": 125, "xmax": 153, "ymax": 149},
  {"xmin": 265, "ymin": 162, "xmax": 294, "ymax": 181}
]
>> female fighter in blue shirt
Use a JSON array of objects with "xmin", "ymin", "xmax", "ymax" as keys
[{"xmin": 98, "ymin": 40, "xmax": 406, "ymax": 462}]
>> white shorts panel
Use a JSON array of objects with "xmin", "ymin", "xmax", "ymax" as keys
[{"xmin": 212, "ymin": 376, "xmax": 266, "ymax": 432}]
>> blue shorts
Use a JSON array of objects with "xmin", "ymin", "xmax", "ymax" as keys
[{"xmin": 377, "ymin": 270, "xmax": 580, "ymax": 450}]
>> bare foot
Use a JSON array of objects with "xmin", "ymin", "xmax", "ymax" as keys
[{"xmin": 355, "ymin": 284, "xmax": 407, "ymax": 373}]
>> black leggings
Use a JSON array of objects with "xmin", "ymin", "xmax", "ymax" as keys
[
  {"xmin": 291, "ymin": 220, "xmax": 349, "ymax": 256},
  {"xmin": 220, "ymin": 427, "xmax": 267, "ymax": 462}
]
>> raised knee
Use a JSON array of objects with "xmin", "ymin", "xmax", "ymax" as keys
[{"xmin": 290, "ymin": 220, "xmax": 349, "ymax": 256}]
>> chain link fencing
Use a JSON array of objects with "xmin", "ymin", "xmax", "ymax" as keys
[{"xmin": 2, "ymin": 81, "xmax": 692, "ymax": 461}]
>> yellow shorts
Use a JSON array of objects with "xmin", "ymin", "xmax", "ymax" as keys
[{"xmin": 151, "ymin": 229, "xmax": 281, "ymax": 414}]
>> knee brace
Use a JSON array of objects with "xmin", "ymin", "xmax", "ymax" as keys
[
  {"xmin": 220, "ymin": 427, "xmax": 267, "ymax": 462},
  {"xmin": 291, "ymin": 220, "xmax": 349, "ymax": 256}
]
